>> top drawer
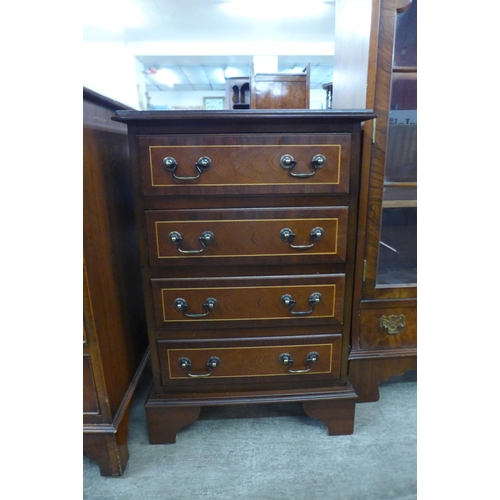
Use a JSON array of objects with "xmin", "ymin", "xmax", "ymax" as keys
[{"xmin": 138, "ymin": 134, "xmax": 351, "ymax": 196}]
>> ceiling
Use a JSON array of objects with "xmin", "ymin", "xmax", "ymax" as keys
[{"xmin": 83, "ymin": 0, "xmax": 336, "ymax": 93}]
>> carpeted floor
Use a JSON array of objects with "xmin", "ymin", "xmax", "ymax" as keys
[{"xmin": 83, "ymin": 370, "xmax": 417, "ymax": 500}]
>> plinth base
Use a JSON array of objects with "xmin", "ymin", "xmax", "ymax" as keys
[{"xmin": 145, "ymin": 383, "xmax": 357, "ymax": 444}]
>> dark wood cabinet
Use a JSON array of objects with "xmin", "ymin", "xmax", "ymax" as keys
[
  {"xmin": 114, "ymin": 109, "xmax": 375, "ymax": 443},
  {"xmin": 83, "ymin": 88, "xmax": 149, "ymax": 475},
  {"xmin": 224, "ymin": 64, "xmax": 310, "ymax": 110},
  {"xmin": 349, "ymin": 0, "xmax": 417, "ymax": 402},
  {"xmin": 250, "ymin": 64, "xmax": 310, "ymax": 109}
]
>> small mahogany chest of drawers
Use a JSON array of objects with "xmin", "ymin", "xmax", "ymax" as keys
[{"xmin": 114, "ymin": 110, "xmax": 375, "ymax": 444}]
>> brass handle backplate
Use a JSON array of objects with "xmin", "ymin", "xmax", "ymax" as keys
[
  {"xmin": 178, "ymin": 356, "xmax": 220, "ymax": 377},
  {"xmin": 280, "ymin": 227, "xmax": 324, "ymax": 249},
  {"xmin": 280, "ymin": 292, "xmax": 322, "ymax": 315},
  {"xmin": 163, "ymin": 156, "xmax": 212, "ymax": 181},
  {"xmin": 380, "ymin": 314, "xmax": 405, "ymax": 334},
  {"xmin": 279, "ymin": 154, "xmax": 326, "ymax": 178},
  {"xmin": 168, "ymin": 230, "xmax": 215, "ymax": 254},
  {"xmin": 174, "ymin": 297, "xmax": 218, "ymax": 318},
  {"xmin": 279, "ymin": 351, "xmax": 319, "ymax": 373}
]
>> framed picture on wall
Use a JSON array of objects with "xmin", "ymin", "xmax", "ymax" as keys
[{"xmin": 203, "ymin": 97, "xmax": 225, "ymax": 110}]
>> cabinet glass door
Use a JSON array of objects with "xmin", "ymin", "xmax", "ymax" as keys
[{"xmin": 376, "ymin": 0, "xmax": 417, "ymax": 287}]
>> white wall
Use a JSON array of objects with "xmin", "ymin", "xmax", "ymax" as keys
[
  {"xmin": 310, "ymin": 89, "xmax": 327, "ymax": 110},
  {"xmin": 332, "ymin": 0, "xmax": 371, "ymax": 109},
  {"xmin": 81, "ymin": 43, "xmax": 327, "ymax": 110},
  {"xmin": 82, "ymin": 42, "xmax": 147, "ymax": 109},
  {"xmin": 148, "ymin": 90, "xmax": 224, "ymax": 110}
]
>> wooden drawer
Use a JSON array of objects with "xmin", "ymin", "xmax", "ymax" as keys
[
  {"xmin": 145, "ymin": 207, "xmax": 348, "ymax": 266},
  {"xmin": 359, "ymin": 305, "xmax": 417, "ymax": 350},
  {"xmin": 151, "ymin": 275, "xmax": 345, "ymax": 329},
  {"xmin": 138, "ymin": 133, "xmax": 351, "ymax": 196},
  {"xmin": 157, "ymin": 335, "xmax": 342, "ymax": 383}
]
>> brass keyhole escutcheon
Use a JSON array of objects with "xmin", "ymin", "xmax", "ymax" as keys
[{"xmin": 380, "ymin": 314, "xmax": 405, "ymax": 335}]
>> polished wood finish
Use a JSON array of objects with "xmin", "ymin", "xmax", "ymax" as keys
[
  {"xmin": 145, "ymin": 401, "xmax": 201, "ymax": 444},
  {"xmin": 303, "ymin": 388, "xmax": 357, "ymax": 435},
  {"xmin": 358, "ymin": 302, "xmax": 417, "ymax": 350},
  {"xmin": 83, "ymin": 87, "xmax": 149, "ymax": 475},
  {"xmin": 348, "ymin": 356, "xmax": 416, "ymax": 402},
  {"xmin": 114, "ymin": 109, "xmax": 375, "ymax": 443},
  {"xmin": 83, "ymin": 354, "xmax": 99, "ymax": 414},
  {"xmin": 146, "ymin": 207, "xmax": 348, "ymax": 266},
  {"xmin": 348, "ymin": 0, "xmax": 417, "ymax": 401},
  {"xmin": 83, "ymin": 424, "xmax": 131, "ymax": 477},
  {"xmin": 151, "ymin": 274, "xmax": 345, "ymax": 328},
  {"xmin": 225, "ymin": 64, "xmax": 310, "ymax": 110},
  {"xmin": 138, "ymin": 132, "xmax": 351, "ymax": 196},
  {"xmin": 158, "ymin": 335, "xmax": 342, "ymax": 383},
  {"xmin": 250, "ymin": 64, "xmax": 310, "ymax": 109},
  {"xmin": 145, "ymin": 384, "xmax": 357, "ymax": 444}
]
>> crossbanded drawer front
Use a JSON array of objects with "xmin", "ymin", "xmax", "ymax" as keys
[
  {"xmin": 157, "ymin": 336, "xmax": 342, "ymax": 382},
  {"xmin": 138, "ymin": 134, "xmax": 351, "ymax": 195},
  {"xmin": 145, "ymin": 207, "xmax": 348, "ymax": 265},
  {"xmin": 359, "ymin": 305, "xmax": 417, "ymax": 350},
  {"xmin": 151, "ymin": 275, "xmax": 345, "ymax": 328}
]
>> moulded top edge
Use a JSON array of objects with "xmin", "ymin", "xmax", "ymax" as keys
[{"xmin": 112, "ymin": 109, "xmax": 377, "ymax": 124}]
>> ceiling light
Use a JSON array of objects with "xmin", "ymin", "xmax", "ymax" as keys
[
  {"xmin": 215, "ymin": 68, "xmax": 226, "ymax": 84},
  {"xmin": 152, "ymin": 69, "xmax": 177, "ymax": 87},
  {"xmin": 221, "ymin": 0, "xmax": 330, "ymax": 19},
  {"xmin": 224, "ymin": 67, "xmax": 246, "ymax": 78}
]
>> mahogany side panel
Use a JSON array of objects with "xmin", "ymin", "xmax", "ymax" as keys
[{"xmin": 83, "ymin": 88, "xmax": 149, "ymax": 476}]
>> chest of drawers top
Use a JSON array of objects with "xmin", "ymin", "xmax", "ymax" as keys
[
  {"xmin": 113, "ymin": 109, "xmax": 375, "ymax": 130},
  {"xmin": 114, "ymin": 109, "xmax": 375, "ymax": 197}
]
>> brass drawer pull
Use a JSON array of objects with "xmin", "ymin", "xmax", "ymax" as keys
[
  {"xmin": 174, "ymin": 297, "xmax": 218, "ymax": 318},
  {"xmin": 168, "ymin": 230, "xmax": 215, "ymax": 254},
  {"xmin": 280, "ymin": 227, "xmax": 324, "ymax": 249},
  {"xmin": 380, "ymin": 314, "xmax": 405, "ymax": 334},
  {"xmin": 279, "ymin": 154, "xmax": 326, "ymax": 178},
  {"xmin": 163, "ymin": 156, "xmax": 212, "ymax": 181},
  {"xmin": 279, "ymin": 351, "xmax": 319, "ymax": 373},
  {"xmin": 178, "ymin": 356, "xmax": 220, "ymax": 377},
  {"xmin": 280, "ymin": 292, "xmax": 322, "ymax": 315}
]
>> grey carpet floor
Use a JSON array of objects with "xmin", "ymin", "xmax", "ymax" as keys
[{"xmin": 83, "ymin": 371, "xmax": 416, "ymax": 500}]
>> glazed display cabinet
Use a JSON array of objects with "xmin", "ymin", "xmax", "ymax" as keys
[{"xmin": 349, "ymin": 0, "xmax": 417, "ymax": 401}]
